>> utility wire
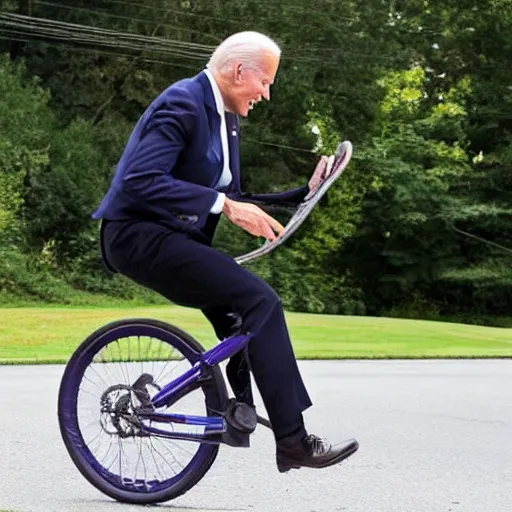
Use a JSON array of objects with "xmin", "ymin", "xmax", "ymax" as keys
[
  {"xmin": 0, "ymin": 27, "xmax": 208, "ymax": 59},
  {"xmin": 244, "ymin": 138, "xmax": 314, "ymax": 153},
  {"xmin": 0, "ymin": 33, "xmax": 202, "ymax": 69},
  {"xmin": 1, "ymin": 13, "xmax": 508, "ymax": 74},
  {"xmin": 101, "ymin": 0, "xmax": 244, "ymax": 26},
  {"xmin": 0, "ymin": 13, "xmax": 214, "ymax": 60},
  {"xmin": 0, "ymin": 12, "xmax": 414, "ymax": 67},
  {"xmin": 33, "ymin": 1, "xmax": 223, "ymax": 42},
  {"xmin": 0, "ymin": 12, "xmax": 215, "ymax": 52},
  {"xmin": 99, "ymin": 0, "xmax": 364, "ymax": 24},
  {"xmin": 450, "ymin": 224, "xmax": 512, "ymax": 255},
  {"xmin": 97, "ymin": 0, "xmax": 452, "ymax": 35}
]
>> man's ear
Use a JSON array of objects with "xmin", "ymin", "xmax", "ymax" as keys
[{"xmin": 234, "ymin": 62, "xmax": 244, "ymax": 84}]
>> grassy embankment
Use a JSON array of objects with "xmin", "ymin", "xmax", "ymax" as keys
[{"xmin": 1, "ymin": 305, "xmax": 511, "ymax": 363}]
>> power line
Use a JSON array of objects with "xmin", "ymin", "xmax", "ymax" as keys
[
  {"xmin": 99, "ymin": 0, "xmax": 243, "ymax": 26},
  {"xmin": 0, "ymin": 12, "xmax": 215, "ymax": 52},
  {"xmin": 0, "ymin": 12, "xmax": 215, "ymax": 60},
  {"xmin": 0, "ymin": 13, "xmax": 409, "ymax": 68},
  {"xmin": 0, "ymin": 26, "xmax": 208, "ymax": 60},
  {"xmin": 100, "ymin": 0, "xmax": 450, "ymax": 38},
  {"xmin": 0, "ymin": 34, "xmax": 202, "ymax": 70},
  {"xmin": 244, "ymin": 138, "xmax": 314, "ymax": 153},
  {"xmin": 3, "ymin": 11, "xmax": 508, "ymax": 73},
  {"xmin": 33, "ymin": 1, "xmax": 223, "ymax": 42},
  {"xmin": 98, "ymin": 0, "xmax": 367, "ymax": 25},
  {"xmin": 3, "ymin": 13, "xmax": 508, "ymax": 73},
  {"xmin": 29, "ymin": 1, "xmax": 452, "ymax": 56},
  {"xmin": 4, "ymin": 9, "xmax": 463, "ymax": 68},
  {"xmin": 450, "ymin": 224, "xmax": 512, "ymax": 255}
]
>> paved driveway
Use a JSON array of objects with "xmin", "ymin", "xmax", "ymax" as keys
[{"xmin": 0, "ymin": 360, "xmax": 511, "ymax": 512}]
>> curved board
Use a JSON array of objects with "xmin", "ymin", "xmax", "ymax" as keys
[{"xmin": 235, "ymin": 141, "xmax": 353, "ymax": 265}]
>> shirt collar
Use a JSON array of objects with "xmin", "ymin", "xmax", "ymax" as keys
[{"xmin": 203, "ymin": 67, "xmax": 225, "ymax": 115}]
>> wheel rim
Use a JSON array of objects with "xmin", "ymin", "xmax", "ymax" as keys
[{"xmin": 59, "ymin": 322, "xmax": 220, "ymax": 495}]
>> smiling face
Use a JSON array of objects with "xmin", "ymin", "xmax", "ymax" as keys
[{"xmin": 221, "ymin": 50, "xmax": 280, "ymax": 117}]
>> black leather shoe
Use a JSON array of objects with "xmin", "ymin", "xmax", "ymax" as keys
[{"xmin": 276, "ymin": 434, "xmax": 359, "ymax": 473}]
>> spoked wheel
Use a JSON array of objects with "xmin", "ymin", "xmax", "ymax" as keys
[{"xmin": 58, "ymin": 318, "xmax": 228, "ymax": 504}]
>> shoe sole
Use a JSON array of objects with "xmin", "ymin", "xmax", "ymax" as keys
[{"xmin": 277, "ymin": 440, "xmax": 359, "ymax": 473}]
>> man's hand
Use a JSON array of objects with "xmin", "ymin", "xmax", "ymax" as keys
[
  {"xmin": 222, "ymin": 198, "xmax": 285, "ymax": 241},
  {"xmin": 306, "ymin": 154, "xmax": 335, "ymax": 200}
]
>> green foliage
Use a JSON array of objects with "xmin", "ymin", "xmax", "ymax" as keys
[
  {"xmin": 0, "ymin": 53, "xmax": 53, "ymax": 242},
  {"xmin": 340, "ymin": 66, "xmax": 478, "ymax": 312},
  {"xmin": 0, "ymin": 54, "xmax": 53, "ymax": 145},
  {"xmin": 0, "ymin": 142, "xmax": 45, "ymax": 234},
  {"xmin": 0, "ymin": 246, "xmax": 83, "ymax": 303},
  {"xmin": 0, "ymin": 0, "xmax": 510, "ymax": 323},
  {"xmin": 23, "ymin": 118, "xmax": 108, "ymax": 258},
  {"xmin": 437, "ymin": 258, "xmax": 512, "ymax": 316},
  {"xmin": 0, "ymin": 244, "xmax": 167, "ymax": 306}
]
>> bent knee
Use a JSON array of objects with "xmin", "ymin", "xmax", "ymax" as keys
[{"xmin": 250, "ymin": 282, "xmax": 282, "ymax": 313}]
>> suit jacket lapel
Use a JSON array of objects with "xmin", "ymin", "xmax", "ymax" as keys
[
  {"xmin": 197, "ymin": 71, "xmax": 239, "ymax": 190},
  {"xmin": 198, "ymin": 72, "xmax": 223, "ymax": 167}
]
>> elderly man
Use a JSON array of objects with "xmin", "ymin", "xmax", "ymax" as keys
[{"xmin": 93, "ymin": 31, "xmax": 358, "ymax": 472}]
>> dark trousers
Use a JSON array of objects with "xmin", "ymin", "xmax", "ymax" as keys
[{"xmin": 102, "ymin": 219, "xmax": 312, "ymax": 440}]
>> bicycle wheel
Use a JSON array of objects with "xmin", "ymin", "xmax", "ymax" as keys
[{"xmin": 58, "ymin": 318, "xmax": 228, "ymax": 504}]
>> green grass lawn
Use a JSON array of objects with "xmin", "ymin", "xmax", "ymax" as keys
[{"xmin": 0, "ymin": 305, "xmax": 511, "ymax": 363}]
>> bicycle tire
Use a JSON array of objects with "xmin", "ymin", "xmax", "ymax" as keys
[{"xmin": 58, "ymin": 318, "xmax": 228, "ymax": 504}]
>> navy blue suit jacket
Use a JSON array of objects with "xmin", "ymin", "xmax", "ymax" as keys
[{"xmin": 93, "ymin": 71, "xmax": 308, "ymax": 243}]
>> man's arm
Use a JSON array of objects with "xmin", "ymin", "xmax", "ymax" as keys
[
  {"xmin": 234, "ymin": 184, "xmax": 310, "ymax": 207},
  {"xmin": 230, "ymin": 155, "xmax": 331, "ymax": 207}
]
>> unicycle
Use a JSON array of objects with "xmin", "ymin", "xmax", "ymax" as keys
[{"xmin": 57, "ymin": 141, "xmax": 353, "ymax": 504}]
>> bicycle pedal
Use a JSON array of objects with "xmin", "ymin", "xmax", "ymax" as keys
[
  {"xmin": 222, "ymin": 426, "xmax": 251, "ymax": 448},
  {"xmin": 225, "ymin": 399, "xmax": 257, "ymax": 434}
]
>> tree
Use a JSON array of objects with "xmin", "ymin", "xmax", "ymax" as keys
[{"xmin": 0, "ymin": 54, "xmax": 52, "ymax": 245}]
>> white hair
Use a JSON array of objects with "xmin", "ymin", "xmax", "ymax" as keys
[{"xmin": 207, "ymin": 31, "xmax": 281, "ymax": 75}]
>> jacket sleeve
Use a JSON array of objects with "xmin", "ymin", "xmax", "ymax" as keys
[
  {"xmin": 233, "ymin": 184, "xmax": 310, "ymax": 207},
  {"xmin": 122, "ymin": 91, "xmax": 220, "ymax": 221}
]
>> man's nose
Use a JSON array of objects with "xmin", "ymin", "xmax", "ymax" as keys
[{"xmin": 262, "ymin": 88, "xmax": 270, "ymax": 101}]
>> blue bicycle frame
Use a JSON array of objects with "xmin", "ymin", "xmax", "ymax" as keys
[{"xmin": 136, "ymin": 332, "xmax": 251, "ymax": 444}]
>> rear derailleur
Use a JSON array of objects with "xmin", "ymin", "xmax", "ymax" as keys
[{"xmin": 99, "ymin": 373, "xmax": 159, "ymax": 438}]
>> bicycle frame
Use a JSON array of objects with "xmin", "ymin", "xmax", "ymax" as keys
[{"xmin": 135, "ymin": 332, "xmax": 251, "ymax": 444}]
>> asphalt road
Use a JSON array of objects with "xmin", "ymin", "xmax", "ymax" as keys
[{"xmin": 1, "ymin": 360, "xmax": 511, "ymax": 512}]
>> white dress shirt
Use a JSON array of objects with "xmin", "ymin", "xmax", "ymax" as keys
[{"xmin": 204, "ymin": 68, "xmax": 232, "ymax": 214}]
